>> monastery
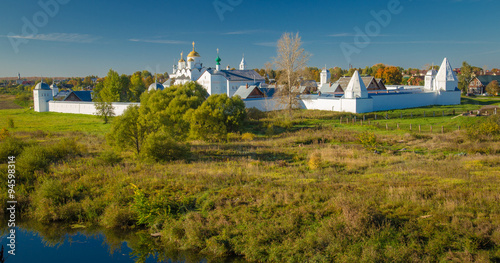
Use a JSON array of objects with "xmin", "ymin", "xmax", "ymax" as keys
[{"xmin": 34, "ymin": 43, "xmax": 461, "ymax": 115}]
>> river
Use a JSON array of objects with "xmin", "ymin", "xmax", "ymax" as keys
[{"xmin": 0, "ymin": 222, "xmax": 231, "ymax": 263}]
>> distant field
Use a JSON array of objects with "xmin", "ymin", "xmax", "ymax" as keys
[{"xmin": 0, "ymin": 95, "xmax": 23, "ymax": 110}]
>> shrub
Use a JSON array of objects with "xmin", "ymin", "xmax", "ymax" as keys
[
  {"xmin": 265, "ymin": 123, "xmax": 275, "ymax": 138},
  {"xmin": 142, "ymin": 131, "xmax": 190, "ymax": 162},
  {"xmin": 100, "ymin": 203, "xmax": 136, "ymax": 229},
  {"xmin": 0, "ymin": 128, "xmax": 9, "ymax": 140},
  {"xmin": 226, "ymin": 132, "xmax": 241, "ymax": 142},
  {"xmin": 242, "ymin": 132, "xmax": 256, "ymax": 142},
  {"xmin": 17, "ymin": 144, "xmax": 50, "ymax": 179},
  {"xmin": 189, "ymin": 94, "xmax": 247, "ymax": 142},
  {"xmin": 466, "ymin": 115, "xmax": 500, "ymax": 140},
  {"xmin": 308, "ymin": 152, "xmax": 322, "ymax": 170},
  {"xmin": 7, "ymin": 118, "xmax": 14, "ymax": 128},
  {"xmin": 46, "ymin": 138, "xmax": 82, "ymax": 162},
  {"xmin": 0, "ymin": 137, "xmax": 27, "ymax": 162},
  {"xmin": 246, "ymin": 107, "xmax": 265, "ymax": 121},
  {"xmin": 357, "ymin": 131, "xmax": 378, "ymax": 151},
  {"xmin": 96, "ymin": 150, "xmax": 123, "ymax": 166}
]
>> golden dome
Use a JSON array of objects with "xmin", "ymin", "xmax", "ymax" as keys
[
  {"xmin": 187, "ymin": 41, "xmax": 200, "ymax": 57},
  {"xmin": 179, "ymin": 58, "xmax": 186, "ymax": 63},
  {"xmin": 188, "ymin": 58, "xmax": 194, "ymax": 62}
]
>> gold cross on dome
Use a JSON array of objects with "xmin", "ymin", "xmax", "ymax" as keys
[{"xmin": 192, "ymin": 41, "xmax": 195, "ymax": 49}]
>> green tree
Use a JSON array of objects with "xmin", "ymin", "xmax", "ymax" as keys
[
  {"xmin": 107, "ymin": 105, "xmax": 145, "ymax": 154},
  {"xmin": 189, "ymin": 94, "xmax": 246, "ymax": 142},
  {"xmin": 129, "ymin": 73, "xmax": 146, "ymax": 102},
  {"xmin": 330, "ymin": 67, "xmax": 343, "ymax": 82},
  {"xmin": 139, "ymin": 82, "xmax": 208, "ymax": 140},
  {"xmin": 486, "ymin": 80, "xmax": 500, "ymax": 96},
  {"xmin": 100, "ymin": 69, "xmax": 122, "ymax": 102},
  {"xmin": 458, "ymin": 61, "xmax": 474, "ymax": 94},
  {"xmin": 120, "ymin": 74, "xmax": 131, "ymax": 102},
  {"xmin": 94, "ymin": 100, "xmax": 115, "ymax": 124}
]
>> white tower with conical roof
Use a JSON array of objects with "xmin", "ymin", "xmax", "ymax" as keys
[
  {"xmin": 436, "ymin": 58, "xmax": 458, "ymax": 91},
  {"xmin": 239, "ymin": 54, "xmax": 246, "ymax": 70},
  {"xmin": 344, "ymin": 71, "xmax": 368, "ymax": 99},
  {"xmin": 320, "ymin": 67, "xmax": 330, "ymax": 87}
]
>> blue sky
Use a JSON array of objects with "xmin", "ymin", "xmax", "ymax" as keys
[{"xmin": 1, "ymin": 0, "xmax": 499, "ymax": 77}]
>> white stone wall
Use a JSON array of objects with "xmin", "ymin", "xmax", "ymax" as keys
[
  {"xmin": 48, "ymin": 101, "xmax": 139, "ymax": 116},
  {"xmin": 41, "ymin": 91, "xmax": 461, "ymax": 115}
]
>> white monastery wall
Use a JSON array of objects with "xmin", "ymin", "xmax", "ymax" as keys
[{"xmin": 48, "ymin": 101, "xmax": 139, "ymax": 116}]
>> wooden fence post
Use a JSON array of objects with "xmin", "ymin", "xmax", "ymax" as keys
[
  {"xmin": 410, "ymin": 123, "xmax": 412, "ymax": 131},
  {"xmin": 419, "ymin": 124, "xmax": 421, "ymax": 132},
  {"xmin": 441, "ymin": 126, "xmax": 444, "ymax": 134},
  {"xmin": 340, "ymin": 117, "xmax": 342, "ymax": 124},
  {"xmin": 397, "ymin": 123, "xmax": 400, "ymax": 129},
  {"xmin": 430, "ymin": 126, "xmax": 433, "ymax": 133},
  {"xmin": 386, "ymin": 123, "xmax": 389, "ymax": 130}
]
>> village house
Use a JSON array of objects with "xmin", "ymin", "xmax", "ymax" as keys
[{"xmin": 468, "ymin": 75, "xmax": 500, "ymax": 95}]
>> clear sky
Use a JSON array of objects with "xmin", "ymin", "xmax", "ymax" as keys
[{"xmin": 1, "ymin": 0, "xmax": 499, "ymax": 77}]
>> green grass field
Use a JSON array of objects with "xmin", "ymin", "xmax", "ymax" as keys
[{"xmin": 1, "ymin": 96, "xmax": 500, "ymax": 262}]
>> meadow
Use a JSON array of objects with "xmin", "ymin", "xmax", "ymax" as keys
[{"xmin": 1, "ymin": 97, "xmax": 500, "ymax": 262}]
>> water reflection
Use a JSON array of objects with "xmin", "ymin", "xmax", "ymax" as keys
[{"xmin": 0, "ymin": 221, "xmax": 240, "ymax": 263}]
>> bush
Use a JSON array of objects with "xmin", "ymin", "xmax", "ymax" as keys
[
  {"xmin": 96, "ymin": 150, "xmax": 123, "ymax": 166},
  {"xmin": 17, "ymin": 139, "xmax": 82, "ymax": 181},
  {"xmin": 357, "ymin": 131, "xmax": 378, "ymax": 151},
  {"xmin": 0, "ymin": 128, "xmax": 9, "ymax": 140},
  {"xmin": 17, "ymin": 144, "xmax": 50, "ymax": 179},
  {"xmin": 45, "ymin": 138, "xmax": 82, "ymax": 162},
  {"xmin": 189, "ymin": 94, "xmax": 247, "ymax": 142},
  {"xmin": 7, "ymin": 118, "xmax": 14, "ymax": 128},
  {"xmin": 142, "ymin": 132, "xmax": 190, "ymax": 162},
  {"xmin": 0, "ymin": 137, "xmax": 27, "ymax": 163},
  {"xmin": 242, "ymin": 132, "xmax": 256, "ymax": 142},
  {"xmin": 246, "ymin": 107, "xmax": 265, "ymax": 121},
  {"xmin": 466, "ymin": 115, "xmax": 500, "ymax": 140},
  {"xmin": 308, "ymin": 152, "xmax": 322, "ymax": 170},
  {"xmin": 100, "ymin": 203, "xmax": 136, "ymax": 229},
  {"xmin": 227, "ymin": 132, "xmax": 241, "ymax": 142}
]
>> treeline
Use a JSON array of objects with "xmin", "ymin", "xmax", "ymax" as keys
[
  {"xmin": 94, "ymin": 70, "xmax": 169, "ymax": 102},
  {"xmin": 254, "ymin": 64, "xmax": 405, "ymax": 85}
]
